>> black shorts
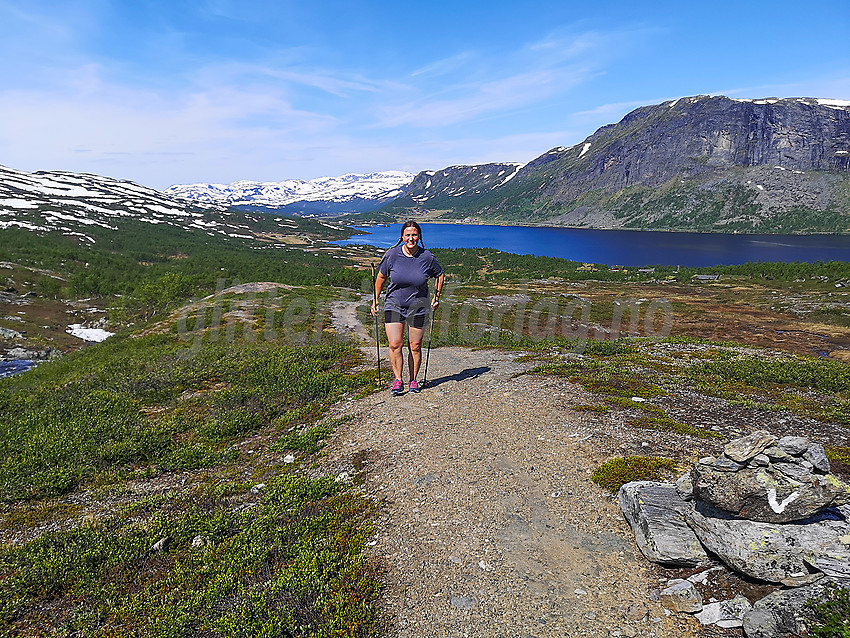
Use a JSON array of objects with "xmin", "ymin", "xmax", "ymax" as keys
[{"xmin": 384, "ymin": 309, "xmax": 427, "ymax": 329}]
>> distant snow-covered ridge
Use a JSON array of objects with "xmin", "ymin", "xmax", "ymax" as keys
[
  {"xmin": 0, "ymin": 164, "xmax": 271, "ymax": 243},
  {"xmin": 165, "ymin": 171, "xmax": 415, "ymax": 210}
]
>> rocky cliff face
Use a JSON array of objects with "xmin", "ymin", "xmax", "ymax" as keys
[
  {"xmin": 385, "ymin": 163, "xmax": 522, "ymax": 212},
  {"xmin": 394, "ymin": 96, "xmax": 850, "ymax": 232}
]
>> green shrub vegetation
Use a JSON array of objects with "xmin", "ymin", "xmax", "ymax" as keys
[
  {"xmin": 0, "ymin": 219, "xmax": 371, "ymax": 322},
  {"xmin": 690, "ymin": 355, "xmax": 850, "ymax": 394},
  {"xmin": 0, "ymin": 286, "xmax": 383, "ymax": 634},
  {"xmin": 689, "ymin": 354, "xmax": 850, "ymax": 424},
  {"xmin": 630, "ymin": 415, "xmax": 722, "ymax": 439},
  {"xmin": 0, "ymin": 329, "xmax": 371, "ymax": 502},
  {"xmin": 528, "ymin": 357, "xmax": 666, "ymax": 398},
  {"xmin": 0, "ymin": 474, "xmax": 382, "ymax": 636},
  {"xmin": 804, "ymin": 583, "xmax": 850, "ymax": 638},
  {"xmin": 428, "ymin": 247, "xmax": 850, "ymax": 285},
  {"xmin": 591, "ymin": 456, "xmax": 678, "ymax": 493},
  {"xmin": 826, "ymin": 446, "xmax": 850, "ymax": 465}
]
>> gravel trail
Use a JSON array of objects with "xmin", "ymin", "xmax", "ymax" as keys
[{"xmin": 324, "ymin": 341, "xmax": 701, "ymax": 638}]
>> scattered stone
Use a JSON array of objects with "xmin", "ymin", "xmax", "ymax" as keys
[
  {"xmin": 191, "ymin": 535, "xmax": 209, "ymax": 548},
  {"xmin": 412, "ymin": 472, "xmax": 437, "ymax": 488},
  {"xmin": 660, "ymin": 579, "xmax": 703, "ymax": 613},
  {"xmin": 715, "ymin": 595, "xmax": 752, "ymax": 628},
  {"xmin": 693, "ymin": 595, "xmax": 752, "ymax": 627},
  {"xmin": 151, "ymin": 536, "xmax": 171, "ymax": 552},
  {"xmin": 3, "ymin": 346, "xmax": 58, "ymax": 361},
  {"xmin": 777, "ymin": 436, "xmax": 810, "ymax": 456},
  {"xmin": 0, "ymin": 327, "xmax": 24, "ymax": 340},
  {"xmin": 694, "ymin": 601, "xmax": 722, "ymax": 625},
  {"xmin": 625, "ymin": 603, "xmax": 648, "ymax": 620},
  {"xmin": 283, "ymin": 454, "xmax": 295, "ymax": 464},
  {"xmin": 450, "ymin": 595, "xmax": 476, "ymax": 610},
  {"xmin": 619, "ymin": 482, "xmax": 709, "ymax": 567},
  {"xmin": 250, "ymin": 483, "xmax": 266, "ymax": 494},
  {"xmin": 335, "ymin": 471, "xmax": 352, "ymax": 484},
  {"xmin": 724, "ymin": 431, "xmax": 777, "ymax": 463}
]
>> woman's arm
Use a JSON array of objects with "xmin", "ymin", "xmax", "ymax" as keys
[
  {"xmin": 432, "ymin": 273, "xmax": 445, "ymax": 310},
  {"xmin": 371, "ymin": 271, "xmax": 387, "ymax": 316}
]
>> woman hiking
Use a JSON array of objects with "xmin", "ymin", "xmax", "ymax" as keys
[{"xmin": 371, "ymin": 221, "xmax": 444, "ymax": 395}]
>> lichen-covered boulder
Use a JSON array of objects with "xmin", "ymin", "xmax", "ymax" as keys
[
  {"xmin": 619, "ymin": 481, "xmax": 709, "ymax": 567},
  {"xmin": 684, "ymin": 502, "xmax": 850, "ymax": 586}
]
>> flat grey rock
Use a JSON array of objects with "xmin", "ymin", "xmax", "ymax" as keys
[
  {"xmin": 619, "ymin": 481, "xmax": 708, "ymax": 567},
  {"xmin": 684, "ymin": 503, "xmax": 850, "ymax": 585},
  {"xmin": 660, "ymin": 579, "xmax": 703, "ymax": 613},
  {"xmin": 724, "ymin": 431, "xmax": 777, "ymax": 463},
  {"xmin": 773, "ymin": 461, "xmax": 812, "ymax": 483},
  {"xmin": 777, "ymin": 436, "xmax": 810, "ymax": 456},
  {"xmin": 450, "ymin": 595, "xmax": 476, "ymax": 609},
  {"xmin": 764, "ymin": 445, "xmax": 791, "ymax": 462}
]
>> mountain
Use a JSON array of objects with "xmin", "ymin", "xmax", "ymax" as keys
[
  {"xmin": 380, "ymin": 163, "xmax": 523, "ymax": 211},
  {"xmin": 0, "ymin": 164, "xmax": 313, "ymax": 243},
  {"xmin": 388, "ymin": 96, "xmax": 850, "ymax": 233},
  {"xmin": 166, "ymin": 171, "xmax": 414, "ymax": 216}
]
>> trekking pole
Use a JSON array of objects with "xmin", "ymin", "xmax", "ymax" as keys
[
  {"xmin": 370, "ymin": 263, "xmax": 381, "ymax": 387},
  {"xmin": 422, "ymin": 305, "xmax": 435, "ymax": 387}
]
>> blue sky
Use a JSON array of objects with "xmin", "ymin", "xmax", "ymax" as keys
[{"xmin": 1, "ymin": 0, "xmax": 848, "ymax": 190}]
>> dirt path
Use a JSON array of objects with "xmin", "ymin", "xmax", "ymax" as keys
[{"xmin": 322, "ymin": 313, "xmax": 701, "ymax": 637}]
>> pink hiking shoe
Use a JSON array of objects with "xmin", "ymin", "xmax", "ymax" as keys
[
  {"xmin": 408, "ymin": 380, "xmax": 421, "ymax": 393},
  {"xmin": 391, "ymin": 378, "xmax": 404, "ymax": 396}
]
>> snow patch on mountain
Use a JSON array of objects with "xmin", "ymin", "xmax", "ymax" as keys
[
  {"xmin": 166, "ymin": 171, "xmax": 415, "ymax": 209},
  {"xmin": 0, "ymin": 164, "xmax": 268, "ymax": 243}
]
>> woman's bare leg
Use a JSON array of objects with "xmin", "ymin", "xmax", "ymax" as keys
[
  {"xmin": 407, "ymin": 326, "xmax": 424, "ymax": 381},
  {"xmin": 385, "ymin": 321, "xmax": 405, "ymax": 381}
]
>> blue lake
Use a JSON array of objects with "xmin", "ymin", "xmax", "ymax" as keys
[
  {"xmin": 0, "ymin": 360, "xmax": 35, "ymax": 379},
  {"xmin": 333, "ymin": 223, "xmax": 850, "ymax": 267}
]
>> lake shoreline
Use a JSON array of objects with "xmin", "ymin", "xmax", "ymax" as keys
[{"xmin": 333, "ymin": 222, "xmax": 850, "ymax": 267}]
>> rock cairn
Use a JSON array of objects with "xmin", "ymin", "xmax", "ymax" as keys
[
  {"xmin": 686, "ymin": 432, "xmax": 846, "ymax": 523},
  {"xmin": 619, "ymin": 431, "xmax": 850, "ymax": 636}
]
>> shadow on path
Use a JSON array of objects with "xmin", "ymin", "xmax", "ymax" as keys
[{"xmin": 425, "ymin": 366, "xmax": 491, "ymax": 388}]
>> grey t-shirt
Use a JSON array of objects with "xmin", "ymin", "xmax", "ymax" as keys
[{"xmin": 379, "ymin": 245, "xmax": 443, "ymax": 313}]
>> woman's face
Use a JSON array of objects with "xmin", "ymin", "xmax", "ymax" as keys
[{"xmin": 402, "ymin": 226, "xmax": 420, "ymax": 250}]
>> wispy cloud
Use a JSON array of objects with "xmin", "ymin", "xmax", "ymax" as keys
[
  {"xmin": 376, "ymin": 68, "xmax": 590, "ymax": 128},
  {"xmin": 410, "ymin": 52, "xmax": 476, "ymax": 78},
  {"xmin": 373, "ymin": 26, "xmax": 652, "ymax": 129}
]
